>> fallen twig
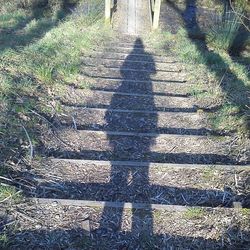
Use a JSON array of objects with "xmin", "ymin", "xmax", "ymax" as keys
[{"xmin": 21, "ymin": 125, "xmax": 33, "ymax": 161}]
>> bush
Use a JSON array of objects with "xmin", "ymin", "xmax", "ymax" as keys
[{"xmin": 206, "ymin": 5, "xmax": 241, "ymax": 51}]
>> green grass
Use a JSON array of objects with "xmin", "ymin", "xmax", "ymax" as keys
[
  {"xmin": 148, "ymin": 28, "xmax": 249, "ymax": 138},
  {"xmin": 0, "ymin": 184, "xmax": 21, "ymax": 202},
  {"xmin": 202, "ymin": 167, "xmax": 216, "ymax": 181},
  {"xmin": 0, "ymin": 0, "xmax": 112, "ymax": 212},
  {"xmin": 184, "ymin": 208, "xmax": 205, "ymax": 219},
  {"xmin": 206, "ymin": 6, "xmax": 241, "ymax": 52},
  {"xmin": 0, "ymin": 233, "xmax": 9, "ymax": 249}
]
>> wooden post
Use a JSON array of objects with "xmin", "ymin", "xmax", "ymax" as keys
[
  {"xmin": 105, "ymin": 0, "xmax": 111, "ymax": 23},
  {"xmin": 151, "ymin": 0, "xmax": 155, "ymax": 12},
  {"xmin": 152, "ymin": 0, "xmax": 161, "ymax": 30}
]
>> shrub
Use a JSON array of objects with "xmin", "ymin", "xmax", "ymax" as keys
[{"xmin": 206, "ymin": 4, "xmax": 242, "ymax": 51}]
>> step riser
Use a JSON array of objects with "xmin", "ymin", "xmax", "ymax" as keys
[{"xmin": 51, "ymin": 159, "xmax": 250, "ymax": 170}]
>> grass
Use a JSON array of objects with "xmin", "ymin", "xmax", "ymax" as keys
[
  {"xmin": 147, "ymin": 27, "xmax": 249, "ymax": 138},
  {"xmin": 0, "ymin": 233, "xmax": 9, "ymax": 249},
  {"xmin": 0, "ymin": 184, "xmax": 21, "ymax": 202},
  {"xmin": 184, "ymin": 208, "xmax": 205, "ymax": 219},
  {"xmin": 206, "ymin": 5, "xmax": 241, "ymax": 51},
  {"xmin": 202, "ymin": 167, "xmax": 216, "ymax": 181},
  {"xmin": 0, "ymin": 0, "xmax": 112, "ymax": 213}
]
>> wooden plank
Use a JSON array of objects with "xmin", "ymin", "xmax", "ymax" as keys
[
  {"xmin": 32, "ymin": 198, "xmax": 189, "ymax": 211},
  {"xmin": 63, "ymin": 106, "xmax": 193, "ymax": 115},
  {"xmin": 84, "ymin": 56, "xmax": 179, "ymax": 65},
  {"xmin": 50, "ymin": 158, "xmax": 250, "ymax": 170},
  {"xmin": 81, "ymin": 89, "xmax": 184, "ymax": 98},
  {"xmin": 67, "ymin": 129, "xmax": 207, "ymax": 139}
]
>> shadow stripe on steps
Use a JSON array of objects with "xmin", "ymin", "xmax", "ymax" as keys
[{"xmin": 31, "ymin": 198, "xmax": 242, "ymax": 210}]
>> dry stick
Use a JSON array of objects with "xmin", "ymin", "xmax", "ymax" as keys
[
  {"xmin": 29, "ymin": 109, "xmax": 71, "ymax": 148},
  {"xmin": 229, "ymin": 0, "xmax": 250, "ymax": 32},
  {"xmin": 21, "ymin": 125, "xmax": 33, "ymax": 161}
]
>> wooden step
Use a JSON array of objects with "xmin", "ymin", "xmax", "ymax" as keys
[
  {"xmin": 10, "ymin": 198, "xmax": 249, "ymax": 249},
  {"xmin": 58, "ymin": 106, "xmax": 210, "ymax": 135},
  {"xmin": 74, "ymin": 75, "xmax": 194, "ymax": 96},
  {"xmin": 29, "ymin": 159, "xmax": 250, "ymax": 207},
  {"xmin": 89, "ymin": 51, "xmax": 179, "ymax": 63},
  {"xmin": 43, "ymin": 129, "xmax": 238, "ymax": 164},
  {"xmin": 81, "ymin": 58, "xmax": 183, "ymax": 72},
  {"xmin": 101, "ymin": 46, "xmax": 172, "ymax": 57},
  {"xmin": 84, "ymin": 55, "xmax": 179, "ymax": 65},
  {"xmin": 59, "ymin": 88, "xmax": 196, "ymax": 113},
  {"xmin": 81, "ymin": 66, "xmax": 187, "ymax": 82}
]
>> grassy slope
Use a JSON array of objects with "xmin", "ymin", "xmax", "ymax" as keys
[
  {"xmin": 146, "ymin": 4, "xmax": 249, "ymax": 141},
  {"xmin": 0, "ymin": 0, "xmax": 112, "ymax": 235}
]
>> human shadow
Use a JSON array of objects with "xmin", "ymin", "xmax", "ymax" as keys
[{"xmin": 97, "ymin": 38, "xmax": 157, "ymax": 238}]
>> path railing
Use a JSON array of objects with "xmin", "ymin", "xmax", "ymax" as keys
[
  {"xmin": 150, "ymin": 0, "xmax": 162, "ymax": 30},
  {"xmin": 105, "ymin": 0, "xmax": 161, "ymax": 29},
  {"xmin": 105, "ymin": 0, "xmax": 116, "ymax": 24}
]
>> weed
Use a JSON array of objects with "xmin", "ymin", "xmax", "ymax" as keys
[
  {"xmin": 202, "ymin": 167, "xmax": 216, "ymax": 181},
  {"xmin": 34, "ymin": 64, "xmax": 54, "ymax": 83},
  {"xmin": 78, "ymin": 81, "xmax": 93, "ymax": 89},
  {"xmin": 0, "ymin": 233, "xmax": 9, "ymax": 249},
  {"xmin": 206, "ymin": 7, "xmax": 241, "ymax": 51},
  {"xmin": 209, "ymin": 104, "xmax": 246, "ymax": 134},
  {"xmin": 240, "ymin": 208, "xmax": 250, "ymax": 217},
  {"xmin": 184, "ymin": 208, "xmax": 205, "ymax": 219},
  {"xmin": 0, "ymin": 185, "xmax": 21, "ymax": 202}
]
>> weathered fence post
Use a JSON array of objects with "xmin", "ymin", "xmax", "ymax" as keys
[
  {"xmin": 152, "ymin": 0, "xmax": 161, "ymax": 30},
  {"xmin": 105, "ymin": 0, "xmax": 111, "ymax": 23}
]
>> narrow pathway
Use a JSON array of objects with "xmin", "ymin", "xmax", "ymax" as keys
[
  {"xmin": 19, "ymin": 1, "xmax": 250, "ymax": 248},
  {"xmin": 113, "ymin": 0, "xmax": 151, "ymax": 34}
]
